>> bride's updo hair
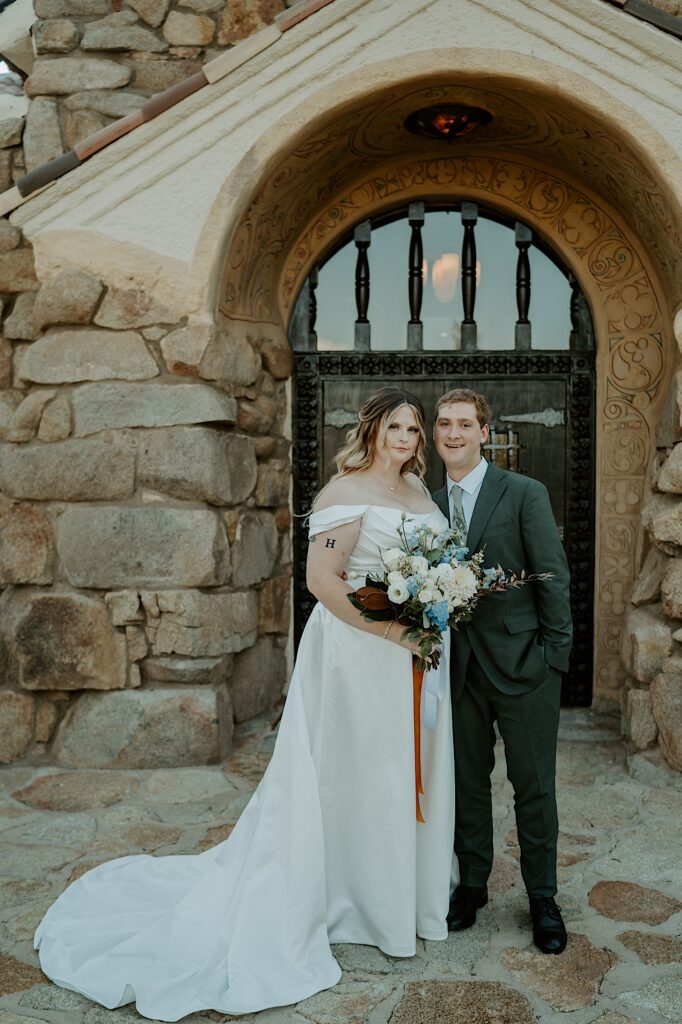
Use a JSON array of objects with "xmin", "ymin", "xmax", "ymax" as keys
[{"xmin": 332, "ymin": 386, "xmax": 427, "ymax": 480}]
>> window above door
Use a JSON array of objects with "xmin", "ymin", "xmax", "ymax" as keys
[{"xmin": 290, "ymin": 202, "xmax": 593, "ymax": 354}]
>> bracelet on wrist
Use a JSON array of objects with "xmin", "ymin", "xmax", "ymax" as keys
[{"xmin": 383, "ymin": 620, "xmax": 393, "ymax": 640}]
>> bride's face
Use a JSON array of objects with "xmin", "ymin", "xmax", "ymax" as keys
[{"xmin": 375, "ymin": 404, "xmax": 421, "ymax": 469}]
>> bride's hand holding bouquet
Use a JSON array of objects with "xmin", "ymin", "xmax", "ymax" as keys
[{"xmin": 348, "ymin": 513, "xmax": 553, "ymax": 671}]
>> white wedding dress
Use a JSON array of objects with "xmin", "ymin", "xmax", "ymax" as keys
[{"xmin": 34, "ymin": 505, "xmax": 456, "ymax": 1020}]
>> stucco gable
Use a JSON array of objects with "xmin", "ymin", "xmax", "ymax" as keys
[{"xmin": 7, "ymin": 0, "xmax": 682, "ymax": 319}]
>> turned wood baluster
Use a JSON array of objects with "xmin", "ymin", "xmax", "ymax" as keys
[
  {"xmin": 407, "ymin": 201, "xmax": 425, "ymax": 351},
  {"xmin": 515, "ymin": 222, "xmax": 532, "ymax": 350},
  {"xmin": 568, "ymin": 272, "xmax": 594, "ymax": 351},
  {"xmin": 354, "ymin": 219, "xmax": 371, "ymax": 351},
  {"xmin": 460, "ymin": 202, "xmax": 478, "ymax": 351}
]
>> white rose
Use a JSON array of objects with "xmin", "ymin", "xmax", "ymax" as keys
[
  {"xmin": 382, "ymin": 547, "xmax": 405, "ymax": 570},
  {"xmin": 449, "ymin": 565, "xmax": 478, "ymax": 601},
  {"xmin": 432, "ymin": 562, "xmax": 454, "ymax": 581},
  {"xmin": 410, "ymin": 555, "xmax": 429, "ymax": 575},
  {"xmin": 418, "ymin": 586, "xmax": 437, "ymax": 604},
  {"xmin": 387, "ymin": 570, "xmax": 406, "ymax": 585},
  {"xmin": 388, "ymin": 581, "xmax": 409, "ymax": 604}
]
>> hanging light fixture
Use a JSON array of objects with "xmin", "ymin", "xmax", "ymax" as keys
[{"xmin": 404, "ymin": 104, "xmax": 493, "ymax": 140}]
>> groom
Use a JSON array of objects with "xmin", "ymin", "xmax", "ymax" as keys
[{"xmin": 432, "ymin": 387, "xmax": 572, "ymax": 955}]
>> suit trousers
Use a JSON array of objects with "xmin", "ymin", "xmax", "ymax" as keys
[{"xmin": 453, "ymin": 653, "xmax": 561, "ymax": 897}]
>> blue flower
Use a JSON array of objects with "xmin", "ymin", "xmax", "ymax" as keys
[{"xmin": 425, "ymin": 599, "xmax": 450, "ymax": 632}]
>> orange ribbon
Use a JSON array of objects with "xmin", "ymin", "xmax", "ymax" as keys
[{"xmin": 413, "ymin": 661, "xmax": 425, "ymax": 823}]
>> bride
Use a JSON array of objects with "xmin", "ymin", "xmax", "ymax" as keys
[{"xmin": 34, "ymin": 386, "xmax": 456, "ymax": 1020}]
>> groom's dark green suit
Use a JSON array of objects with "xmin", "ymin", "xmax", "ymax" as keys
[{"xmin": 434, "ymin": 461, "xmax": 572, "ymax": 897}]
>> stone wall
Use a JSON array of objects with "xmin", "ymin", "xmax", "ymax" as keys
[
  {"xmin": 621, "ymin": 317, "xmax": 682, "ymax": 772},
  {"xmin": 0, "ymin": 235, "xmax": 292, "ymax": 767},
  {"xmin": 18, "ymin": 0, "xmax": 289, "ymax": 165}
]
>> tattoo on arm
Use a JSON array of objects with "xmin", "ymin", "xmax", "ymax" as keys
[
  {"xmin": 325, "ymin": 538, "xmax": 336, "ymax": 549},
  {"xmin": 309, "ymin": 536, "xmax": 317, "ymax": 543}
]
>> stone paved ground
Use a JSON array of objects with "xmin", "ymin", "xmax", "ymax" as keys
[{"xmin": 1, "ymin": 708, "xmax": 681, "ymax": 1024}]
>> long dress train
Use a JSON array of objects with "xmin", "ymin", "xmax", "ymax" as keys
[{"xmin": 34, "ymin": 504, "xmax": 456, "ymax": 1020}]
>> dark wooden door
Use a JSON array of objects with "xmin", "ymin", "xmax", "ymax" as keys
[
  {"xmin": 292, "ymin": 351, "xmax": 595, "ymax": 707},
  {"xmin": 289, "ymin": 202, "xmax": 595, "ymax": 706}
]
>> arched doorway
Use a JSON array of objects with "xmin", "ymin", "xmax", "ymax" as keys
[
  {"xmin": 218, "ymin": 74, "xmax": 675, "ymax": 710},
  {"xmin": 288, "ymin": 200, "xmax": 596, "ymax": 707}
]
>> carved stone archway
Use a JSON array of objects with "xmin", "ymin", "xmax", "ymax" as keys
[{"xmin": 217, "ymin": 38, "xmax": 678, "ymax": 705}]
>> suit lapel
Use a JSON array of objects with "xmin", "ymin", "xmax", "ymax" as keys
[
  {"xmin": 433, "ymin": 485, "xmax": 450, "ymax": 524},
  {"xmin": 465, "ymin": 462, "xmax": 509, "ymax": 553}
]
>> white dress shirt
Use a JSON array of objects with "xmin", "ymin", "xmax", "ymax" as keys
[{"xmin": 447, "ymin": 457, "xmax": 488, "ymax": 531}]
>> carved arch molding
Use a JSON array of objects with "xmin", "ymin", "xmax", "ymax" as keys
[{"xmin": 222, "ymin": 155, "xmax": 669, "ymax": 699}]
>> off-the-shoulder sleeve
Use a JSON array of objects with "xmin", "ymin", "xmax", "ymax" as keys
[{"xmin": 308, "ymin": 504, "xmax": 369, "ymax": 537}]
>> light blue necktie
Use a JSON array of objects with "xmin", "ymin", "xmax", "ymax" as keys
[{"xmin": 450, "ymin": 484, "xmax": 467, "ymax": 541}]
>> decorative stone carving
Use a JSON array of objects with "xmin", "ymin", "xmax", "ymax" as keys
[
  {"xmin": 0, "ymin": 590, "xmax": 127, "ymax": 691},
  {"xmin": 57, "ymin": 507, "xmax": 230, "ymax": 588}
]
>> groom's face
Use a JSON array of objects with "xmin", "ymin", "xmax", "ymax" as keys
[{"xmin": 434, "ymin": 401, "xmax": 489, "ymax": 480}]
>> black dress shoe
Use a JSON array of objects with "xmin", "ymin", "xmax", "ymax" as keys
[
  {"xmin": 529, "ymin": 895, "xmax": 567, "ymax": 954},
  {"xmin": 447, "ymin": 884, "xmax": 488, "ymax": 931}
]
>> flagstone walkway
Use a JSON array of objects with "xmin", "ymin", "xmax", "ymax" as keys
[{"xmin": 0, "ymin": 707, "xmax": 681, "ymax": 1024}]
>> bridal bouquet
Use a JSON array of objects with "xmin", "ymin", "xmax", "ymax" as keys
[{"xmin": 347, "ymin": 514, "xmax": 552, "ymax": 672}]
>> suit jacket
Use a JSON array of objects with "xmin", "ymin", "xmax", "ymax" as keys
[{"xmin": 433, "ymin": 462, "xmax": 573, "ymax": 700}]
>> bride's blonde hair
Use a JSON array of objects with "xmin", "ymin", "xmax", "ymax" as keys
[{"xmin": 332, "ymin": 387, "xmax": 428, "ymax": 481}]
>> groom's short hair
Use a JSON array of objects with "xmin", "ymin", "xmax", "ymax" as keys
[{"xmin": 435, "ymin": 388, "xmax": 491, "ymax": 429}]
